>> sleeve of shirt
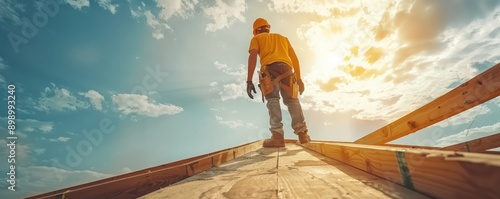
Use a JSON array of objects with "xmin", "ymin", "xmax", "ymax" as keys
[
  {"xmin": 287, "ymin": 39, "xmax": 301, "ymax": 80},
  {"xmin": 248, "ymin": 37, "xmax": 259, "ymax": 53}
]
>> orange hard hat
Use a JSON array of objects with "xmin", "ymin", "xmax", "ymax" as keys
[{"xmin": 253, "ymin": 18, "xmax": 270, "ymax": 35}]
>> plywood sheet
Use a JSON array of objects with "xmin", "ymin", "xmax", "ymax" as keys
[{"xmin": 140, "ymin": 144, "xmax": 429, "ymax": 199}]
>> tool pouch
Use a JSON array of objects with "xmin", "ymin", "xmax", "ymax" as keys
[{"xmin": 258, "ymin": 71, "xmax": 274, "ymax": 96}]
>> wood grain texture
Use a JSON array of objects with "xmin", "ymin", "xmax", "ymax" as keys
[
  {"xmin": 355, "ymin": 62, "xmax": 500, "ymax": 144},
  {"xmin": 26, "ymin": 140, "xmax": 263, "ymax": 199},
  {"xmin": 441, "ymin": 133, "xmax": 500, "ymax": 152},
  {"xmin": 141, "ymin": 144, "xmax": 429, "ymax": 199},
  {"xmin": 300, "ymin": 142, "xmax": 500, "ymax": 199}
]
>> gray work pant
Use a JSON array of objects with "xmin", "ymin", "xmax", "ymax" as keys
[{"xmin": 264, "ymin": 62, "xmax": 308, "ymax": 136}]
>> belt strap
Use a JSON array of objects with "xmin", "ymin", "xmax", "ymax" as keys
[
  {"xmin": 269, "ymin": 70, "xmax": 293, "ymax": 86},
  {"xmin": 268, "ymin": 69, "xmax": 294, "ymax": 96}
]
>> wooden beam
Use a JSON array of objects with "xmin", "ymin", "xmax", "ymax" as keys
[
  {"xmin": 355, "ymin": 62, "xmax": 500, "ymax": 144},
  {"xmin": 26, "ymin": 140, "xmax": 263, "ymax": 199},
  {"xmin": 441, "ymin": 133, "xmax": 500, "ymax": 152},
  {"xmin": 380, "ymin": 143, "xmax": 439, "ymax": 150},
  {"xmin": 312, "ymin": 140, "xmax": 440, "ymax": 150},
  {"xmin": 300, "ymin": 142, "xmax": 500, "ymax": 199}
]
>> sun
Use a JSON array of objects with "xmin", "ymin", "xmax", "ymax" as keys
[{"xmin": 309, "ymin": 45, "xmax": 348, "ymax": 82}]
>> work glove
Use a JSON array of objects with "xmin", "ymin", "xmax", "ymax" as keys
[
  {"xmin": 246, "ymin": 81, "xmax": 257, "ymax": 99},
  {"xmin": 298, "ymin": 79, "xmax": 305, "ymax": 95}
]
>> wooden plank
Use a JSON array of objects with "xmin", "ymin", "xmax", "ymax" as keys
[
  {"xmin": 234, "ymin": 141, "xmax": 261, "ymax": 158},
  {"xmin": 312, "ymin": 140, "xmax": 440, "ymax": 150},
  {"xmin": 441, "ymin": 133, "xmax": 500, "ymax": 152},
  {"xmin": 26, "ymin": 140, "xmax": 263, "ymax": 199},
  {"xmin": 187, "ymin": 157, "xmax": 212, "ymax": 176},
  {"xmin": 355, "ymin": 62, "xmax": 500, "ymax": 144},
  {"xmin": 381, "ymin": 144, "xmax": 439, "ymax": 150},
  {"xmin": 483, "ymin": 150, "xmax": 500, "ymax": 155},
  {"xmin": 285, "ymin": 139, "xmax": 298, "ymax": 143},
  {"xmin": 141, "ymin": 144, "xmax": 429, "ymax": 199},
  {"xmin": 52, "ymin": 166, "xmax": 188, "ymax": 199},
  {"xmin": 212, "ymin": 150, "xmax": 235, "ymax": 166},
  {"xmin": 300, "ymin": 142, "xmax": 500, "ymax": 199}
]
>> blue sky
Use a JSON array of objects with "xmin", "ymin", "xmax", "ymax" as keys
[{"xmin": 0, "ymin": 0, "xmax": 499, "ymax": 198}]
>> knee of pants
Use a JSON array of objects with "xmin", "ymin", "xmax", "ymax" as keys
[
  {"xmin": 266, "ymin": 87, "xmax": 280, "ymax": 99},
  {"xmin": 266, "ymin": 98, "xmax": 280, "ymax": 106},
  {"xmin": 283, "ymin": 98, "xmax": 299, "ymax": 106},
  {"xmin": 267, "ymin": 100, "xmax": 281, "ymax": 112}
]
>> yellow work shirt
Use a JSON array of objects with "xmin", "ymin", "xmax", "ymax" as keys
[{"xmin": 248, "ymin": 33, "xmax": 301, "ymax": 79}]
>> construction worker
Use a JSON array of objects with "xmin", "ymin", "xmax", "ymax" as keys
[{"xmin": 246, "ymin": 18, "xmax": 311, "ymax": 148}]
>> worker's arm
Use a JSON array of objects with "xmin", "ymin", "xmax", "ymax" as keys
[
  {"xmin": 247, "ymin": 49, "xmax": 258, "ymax": 82},
  {"xmin": 289, "ymin": 46, "xmax": 301, "ymax": 80},
  {"xmin": 289, "ymin": 45, "xmax": 305, "ymax": 94},
  {"xmin": 246, "ymin": 49, "xmax": 258, "ymax": 99}
]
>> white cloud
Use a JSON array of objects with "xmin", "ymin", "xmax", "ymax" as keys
[
  {"xmin": 82, "ymin": 90, "xmax": 105, "ymax": 111},
  {"xmin": 0, "ymin": 118, "xmax": 54, "ymax": 134},
  {"xmin": 39, "ymin": 124, "xmax": 54, "ymax": 133},
  {"xmin": 267, "ymin": 0, "xmax": 346, "ymax": 17},
  {"xmin": 65, "ymin": 0, "xmax": 90, "ymax": 10},
  {"xmin": 50, "ymin": 136, "xmax": 71, "ymax": 142},
  {"xmin": 0, "ymin": 0, "xmax": 25, "ymax": 25},
  {"xmin": 210, "ymin": 108, "xmax": 221, "ymax": 112},
  {"xmin": 144, "ymin": 10, "xmax": 161, "ymax": 27},
  {"xmin": 213, "ymin": 61, "xmax": 248, "ymax": 101},
  {"xmin": 33, "ymin": 148, "xmax": 46, "ymax": 155},
  {"xmin": 121, "ymin": 167, "xmax": 132, "ymax": 173},
  {"xmin": 492, "ymin": 97, "xmax": 500, "ymax": 107},
  {"xmin": 216, "ymin": 115, "xmax": 255, "ymax": 129},
  {"xmin": 0, "ymin": 56, "xmax": 7, "ymax": 69},
  {"xmin": 97, "ymin": 0, "xmax": 119, "ymax": 14},
  {"xmin": 17, "ymin": 131, "xmax": 28, "ymax": 138},
  {"xmin": 283, "ymin": 1, "xmax": 500, "ymax": 122},
  {"xmin": 220, "ymin": 82, "xmax": 246, "ymax": 101},
  {"xmin": 214, "ymin": 61, "xmax": 246, "ymax": 77},
  {"xmin": 35, "ymin": 85, "xmax": 89, "ymax": 112},
  {"xmin": 204, "ymin": 0, "xmax": 246, "ymax": 32},
  {"xmin": 143, "ymin": 10, "xmax": 167, "ymax": 39},
  {"xmin": 112, "ymin": 94, "xmax": 183, "ymax": 117},
  {"xmin": 157, "ymin": 0, "xmax": 197, "ymax": 20},
  {"xmin": 0, "ymin": 74, "xmax": 5, "ymax": 84},
  {"xmin": 438, "ymin": 105, "xmax": 491, "ymax": 127},
  {"xmin": 128, "ymin": 1, "xmax": 146, "ymax": 18},
  {"xmin": 131, "ymin": 0, "xmax": 198, "ymax": 39},
  {"xmin": 130, "ymin": 8, "xmax": 140, "ymax": 18},
  {"xmin": 152, "ymin": 29, "xmax": 165, "ymax": 40},
  {"xmin": 0, "ymin": 56, "xmax": 6, "ymax": 84},
  {"xmin": 435, "ymin": 122, "xmax": 500, "ymax": 147}
]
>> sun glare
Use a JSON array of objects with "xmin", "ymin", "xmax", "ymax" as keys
[{"xmin": 315, "ymin": 51, "xmax": 345, "ymax": 79}]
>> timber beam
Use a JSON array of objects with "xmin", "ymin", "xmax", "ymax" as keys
[
  {"xmin": 355, "ymin": 62, "xmax": 500, "ymax": 144},
  {"xmin": 300, "ymin": 142, "xmax": 500, "ymax": 199},
  {"xmin": 441, "ymin": 133, "xmax": 500, "ymax": 152}
]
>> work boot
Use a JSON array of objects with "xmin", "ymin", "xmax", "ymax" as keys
[
  {"xmin": 263, "ymin": 132, "xmax": 285, "ymax": 148},
  {"xmin": 298, "ymin": 131, "xmax": 311, "ymax": 144}
]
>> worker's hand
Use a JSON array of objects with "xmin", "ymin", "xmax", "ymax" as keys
[
  {"xmin": 298, "ymin": 79, "xmax": 305, "ymax": 95},
  {"xmin": 246, "ymin": 81, "xmax": 257, "ymax": 99}
]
